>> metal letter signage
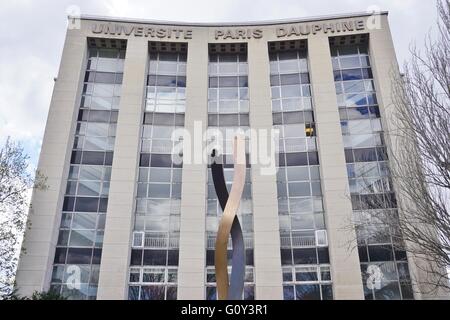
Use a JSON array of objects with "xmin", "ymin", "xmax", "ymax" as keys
[
  {"xmin": 211, "ymin": 135, "xmax": 246, "ymax": 300},
  {"xmin": 91, "ymin": 19, "xmax": 366, "ymax": 40}
]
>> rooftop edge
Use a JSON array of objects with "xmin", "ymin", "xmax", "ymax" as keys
[{"xmin": 73, "ymin": 11, "xmax": 388, "ymax": 27}]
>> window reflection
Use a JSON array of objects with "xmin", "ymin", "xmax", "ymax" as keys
[{"xmin": 331, "ymin": 42, "xmax": 413, "ymax": 300}]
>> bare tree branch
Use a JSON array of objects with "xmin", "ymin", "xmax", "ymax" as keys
[{"xmin": 349, "ymin": 0, "xmax": 450, "ymax": 296}]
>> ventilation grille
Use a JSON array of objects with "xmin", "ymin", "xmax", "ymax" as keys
[
  {"xmin": 268, "ymin": 40, "xmax": 308, "ymax": 53},
  {"xmin": 329, "ymin": 34, "xmax": 369, "ymax": 47},
  {"xmin": 149, "ymin": 41, "xmax": 188, "ymax": 53},
  {"xmin": 209, "ymin": 43, "xmax": 247, "ymax": 54},
  {"xmin": 88, "ymin": 37, "xmax": 127, "ymax": 49}
]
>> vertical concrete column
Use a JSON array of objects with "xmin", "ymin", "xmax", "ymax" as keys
[
  {"xmin": 177, "ymin": 31, "xmax": 209, "ymax": 300},
  {"xmin": 247, "ymin": 40, "xmax": 283, "ymax": 300},
  {"xmin": 15, "ymin": 28, "xmax": 87, "ymax": 296},
  {"xmin": 369, "ymin": 16, "xmax": 449, "ymax": 300},
  {"xmin": 308, "ymin": 36, "xmax": 364, "ymax": 299},
  {"xmin": 97, "ymin": 38, "xmax": 147, "ymax": 300}
]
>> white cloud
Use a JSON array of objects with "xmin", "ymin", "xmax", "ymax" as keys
[{"xmin": 0, "ymin": 0, "xmax": 440, "ymax": 167}]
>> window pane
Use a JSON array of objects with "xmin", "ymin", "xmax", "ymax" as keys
[
  {"xmin": 79, "ymin": 166, "xmax": 102, "ymax": 180},
  {"xmin": 143, "ymin": 250, "xmax": 167, "ymax": 266},
  {"xmin": 340, "ymin": 56, "xmax": 361, "ymax": 69},
  {"xmin": 342, "ymin": 69, "xmax": 363, "ymax": 81},
  {"xmin": 293, "ymin": 248, "xmax": 317, "ymax": 264},
  {"xmin": 77, "ymin": 181, "xmax": 101, "ymax": 196},
  {"xmin": 72, "ymin": 213, "xmax": 97, "ymax": 230},
  {"xmin": 69, "ymin": 230, "xmax": 95, "ymax": 247},
  {"xmin": 147, "ymin": 184, "xmax": 171, "ymax": 198},
  {"xmin": 295, "ymin": 284, "xmax": 321, "ymax": 300},
  {"xmin": 283, "ymin": 285, "xmax": 295, "ymax": 300},
  {"xmin": 86, "ymin": 123, "xmax": 109, "ymax": 137},
  {"xmin": 66, "ymin": 248, "xmax": 92, "ymax": 264},
  {"xmin": 288, "ymin": 182, "xmax": 311, "ymax": 197},
  {"xmin": 374, "ymin": 281, "xmax": 401, "ymax": 300}
]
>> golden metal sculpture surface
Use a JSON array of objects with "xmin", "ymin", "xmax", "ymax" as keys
[{"xmin": 214, "ymin": 135, "xmax": 246, "ymax": 300}]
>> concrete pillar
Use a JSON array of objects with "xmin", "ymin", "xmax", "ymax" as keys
[
  {"xmin": 308, "ymin": 36, "xmax": 365, "ymax": 299},
  {"xmin": 15, "ymin": 28, "xmax": 87, "ymax": 297},
  {"xmin": 248, "ymin": 40, "xmax": 284, "ymax": 300},
  {"xmin": 177, "ymin": 30, "xmax": 209, "ymax": 300},
  {"xmin": 96, "ymin": 38, "xmax": 147, "ymax": 299}
]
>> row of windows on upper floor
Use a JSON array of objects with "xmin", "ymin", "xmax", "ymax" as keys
[{"xmin": 87, "ymin": 46, "xmax": 371, "ymax": 80}]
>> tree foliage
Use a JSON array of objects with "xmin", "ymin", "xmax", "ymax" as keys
[
  {"xmin": 0, "ymin": 138, "xmax": 47, "ymax": 298},
  {"xmin": 2, "ymin": 288, "xmax": 67, "ymax": 300}
]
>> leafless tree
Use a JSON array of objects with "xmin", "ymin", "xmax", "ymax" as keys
[
  {"xmin": 0, "ymin": 138, "xmax": 47, "ymax": 298},
  {"xmin": 352, "ymin": 0, "xmax": 450, "ymax": 296}
]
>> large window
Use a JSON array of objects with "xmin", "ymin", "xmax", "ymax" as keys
[
  {"xmin": 205, "ymin": 47, "xmax": 255, "ymax": 300},
  {"xmin": 128, "ymin": 48, "xmax": 186, "ymax": 300},
  {"xmin": 331, "ymin": 41, "xmax": 413, "ymax": 300},
  {"xmin": 269, "ymin": 44, "xmax": 332, "ymax": 300},
  {"xmin": 50, "ymin": 43, "xmax": 126, "ymax": 300}
]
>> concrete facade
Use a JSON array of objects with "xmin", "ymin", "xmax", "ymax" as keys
[{"xmin": 15, "ymin": 12, "xmax": 443, "ymax": 300}]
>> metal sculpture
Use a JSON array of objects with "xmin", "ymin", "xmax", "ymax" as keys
[{"xmin": 211, "ymin": 135, "xmax": 246, "ymax": 300}]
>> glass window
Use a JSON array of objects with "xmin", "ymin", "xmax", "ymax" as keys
[
  {"xmin": 156, "ymin": 75, "xmax": 177, "ymax": 87},
  {"xmin": 348, "ymin": 119, "xmax": 372, "ymax": 134},
  {"xmin": 344, "ymin": 80, "xmax": 365, "ymax": 93},
  {"xmin": 219, "ymin": 88, "xmax": 239, "ymax": 100},
  {"xmin": 321, "ymin": 285, "xmax": 333, "ymax": 300},
  {"xmin": 69, "ymin": 230, "xmax": 95, "ymax": 247},
  {"xmin": 72, "ymin": 213, "xmax": 97, "ymax": 230},
  {"xmin": 368, "ymin": 245, "xmax": 394, "ymax": 262},
  {"xmin": 291, "ymin": 215, "xmax": 315, "ymax": 230},
  {"xmin": 150, "ymin": 154, "xmax": 173, "ymax": 167},
  {"xmin": 219, "ymin": 61, "xmax": 239, "ymax": 74},
  {"xmin": 143, "ymin": 250, "xmax": 167, "ymax": 266},
  {"xmin": 295, "ymin": 284, "xmax": 321, "ymax": 300},
  {"xmin": 340, "ymin": 56, "xmax": 361, "ymax": 69},
  {"xmin": 287, "ymin": 167, "xmax": 309, "ymax": 181},
  {"xmin": 75, "ymin": 197, "xmax": 99, "ymax": 212},
  {"xmin": 130, "ymin": 249, "xmax": 143, "ymax": 266},
  {"xmin": 86, "ymin": 123, "xmax": 109, "ymax": 137},
  {"xmin": 140, "ymin": 285, "xmax": 166, "ymax": 300},
  {"xmin": 79, "ymin": 166, "xmax": 103, "ymax": 181},
  {"xmin": 353, "ymin": 148, "xmax": 378, "ymax": 162},
  {"xmin": 57, "ymin": 230, "xmax": 69, "ymax": 246},
  {"xmin": 288, "ymin": 182, "xmax": 311, "ymax": 197},
  {"xmin": 295, "ymin": 267, "xmax": 318, "ymax": 282},
  {"xmin": 142, "ymin": 268, "xmax": 165, "ymax": 283},
  {"xmin": 147, "ymin": 184, "xmax": 171, "ymax": 198},
  {"xmin": 342, "ymin": 69, "xmax": 363, "ymax": 81},
  {"xmin": 279, "ymin": 60, "xmax": 299, "ymax": 74},
  {"xmin": 280, "ymin": 74, "xmax": 300, "ymax": 86},
  {"xmin": 66, "ymin": 248, "xmax": 93, "ymax": 264},
  {"xmin": 351, "ymin": 134, "xmax": 376, "ymax": 148},
  {"xmin": 77, "ymin": 181, "xmax": 101, "ymax": 196},
  {"xmin": 283, "ymin": 285, "xmax": 295, "ymax": 300},
  {"xmin": 281, "ymin": 86, "xmax": 302, "ymax": 98},
  {"xmin": 293, "ymin": 248, "xmax": 317, "ymax": 264},
  {"xmin": 290, "ymin": 197, "xmax": 313, "ymax": 214},
  {"xmin": 374, "ymin": 281, "xmax": 401, "ymax": 300}
]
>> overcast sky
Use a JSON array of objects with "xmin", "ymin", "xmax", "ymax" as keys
[{"xmin": 0, "ymin": 0, "xmax": 439, "ymax": 167}]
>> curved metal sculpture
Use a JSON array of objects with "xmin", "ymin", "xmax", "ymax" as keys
[{"xmin": 211, "ymin": 135, "xmax": 246, "ymax": 300}]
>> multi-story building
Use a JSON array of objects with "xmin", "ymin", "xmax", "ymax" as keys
[{"xmin": 15, "ymin": 12, "xmax": 443, "ymax": 300}]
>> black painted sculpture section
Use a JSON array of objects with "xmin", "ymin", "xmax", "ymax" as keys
[{"xmin": 211, "ymin": 150, "xmax": 246, "ymax": 300}]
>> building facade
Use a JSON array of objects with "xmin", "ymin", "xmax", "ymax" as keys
[{"xmin": 15, "ymin": 12, "xmax": 438, "ymax": 300}]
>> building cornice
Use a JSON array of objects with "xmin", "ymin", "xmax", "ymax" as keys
[{"xmin": 75, "ymin": 11, "xmax": 388, "ymax": 28}]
